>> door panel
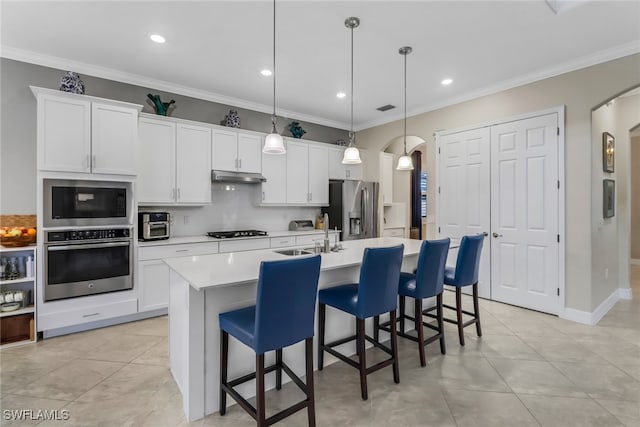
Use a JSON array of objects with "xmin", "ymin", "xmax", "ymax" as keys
[
  {"xmin": 137, "ymin": 118, "xmax": 176, "ymax": 203},
  {"xmin": 438, "ymin": 127, "xmax": 491, "ymax": 298},
  {"xmin": 177, "ymin": 124, "xmax": 211, "ymax": 203},
  {"xmin": 490, "ymin": 113, "xmax": 558, "ymax": 314}
]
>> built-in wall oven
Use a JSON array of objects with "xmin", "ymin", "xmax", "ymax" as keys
[
  {"xmin": 44, "ymin": 228, "xmax": 133, "ymax": 301},
  {"xmin": 42, "ymin": 179, "xmax": 135, "ymax": 301}
]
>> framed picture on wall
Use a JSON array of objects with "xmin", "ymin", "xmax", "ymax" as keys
[
  {"xmin": 603, "ymin": 132, "xmax": 615, "ymax": 172},
  {"xmin": 603, "ymin": 179, "xmax": 615, "ymax": 218}
]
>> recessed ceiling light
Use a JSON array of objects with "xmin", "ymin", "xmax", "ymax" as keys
[
  {"xmin": 441, "ymin": 78, "xmax": 453, "ymax": 86},
  {"xmin": 149, "ymin": 34, "xmax": 166, "ymax": 44},
  {"xmin": 336, "ymin": 92, "xmax": 346, "ymax": 99},
  {"xmin": 260, "ymin": 69, "xmax": 272, "ymax": 76}
]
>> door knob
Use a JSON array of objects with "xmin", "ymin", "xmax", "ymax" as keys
[{"xmin": 492, "ymin": 232, "xmax": 503, "ymax": 238}]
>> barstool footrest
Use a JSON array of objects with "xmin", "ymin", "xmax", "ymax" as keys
[
  {"xmin": 378, "ymin": 315, "xmax": 443, "ymax": 346},
  {"xmin": 321, "ymin": 333, "xmax": 395, "ymax": 372},
  {"xmin": 222, "ymin": 358, "xmax": 311, "ymax": 426}
]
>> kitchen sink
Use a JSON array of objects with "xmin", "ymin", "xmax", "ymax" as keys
[{"xmin": 273, "ymin": 249, "xmax": 314, "ymax": 256}]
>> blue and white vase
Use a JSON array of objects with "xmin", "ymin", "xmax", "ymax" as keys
[
  {"xmin": 225, "ymin": 109, "xmax": 240, "ymax": 128},
  {"xmin": 59, "ymin": 71, "xmax": 85, "ymax": 95}
]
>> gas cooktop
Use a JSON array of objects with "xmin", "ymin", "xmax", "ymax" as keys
[{"xmin": 207, "ymin": 230, "xmax": 268, "ymax": 239}]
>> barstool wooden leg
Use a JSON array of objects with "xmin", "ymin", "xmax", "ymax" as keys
[
  {"xmin": 399, "ymin": 296, "xmax": 406, "ymax": 333},
  {"xmin": 414, "ymin": 299, "xmax": 426, "ymax": 367},
  {"xmin": 456, "ymin": 287, "xmax": 465, "ymax": 346},
  {"xmin": 357, "ymin": 318, "xmax": 368, "ymax": 400},
  {"xmin": 305, "ymin": 337, "xmax": 316, "ymax": 427},
  {"xmin": 275, "ymin": 348, "xmax": 283, "ymax": 390},
  {"xmin": 373, "ymin": 315, "xmax": 380, "ymax": 342},
  {"xmin": 219, "ymin": 330, "xmax": 228, "ymax": 415},
  {"xmin": 318, "ymin": 303, "xmax": 325, "ymax": 370},
  {"xmin": 437, "ymin": 293, "xmax": 446, "ymax": 354},
  {"xmin": 256, "ymin": 354, "xmax": 266, "ymax": 427},
  {"xmin": 390, "ymin": 310, "xmax": 400, "ymax": 383},
  {"xmin": 473, "ymin": 282, "xmax": 482, "ymax": 337}
]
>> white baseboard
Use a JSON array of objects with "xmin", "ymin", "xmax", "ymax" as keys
[
  {"xmin": 631, "ymin": 259, "xmax": 640, "ymax": 266},
  {"xmin": 560, "ymin": 288, "xmax": 622, "ymax": 325},
  {"xmin": 619, "ymin": 287, "xmax": 633, "ymax": 300}
]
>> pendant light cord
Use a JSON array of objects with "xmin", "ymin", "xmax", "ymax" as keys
[
  {"xmin": 272, "ymin": 0, "xmax": 277, "ymax": 133},
  {"xmin": 403, "ymin": 51, "xmax": 407, "ymax": 154},
  {"xmin": 349, "ymin": 22, "xmax": 354, "ymax": 146}
]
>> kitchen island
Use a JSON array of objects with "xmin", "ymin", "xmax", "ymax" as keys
[{"xmin": 164, "ymin": 237, "xmax": 423, "ymax": 421}]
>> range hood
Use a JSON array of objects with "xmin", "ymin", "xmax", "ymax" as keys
[{"xmin": 211, "ymin": 170, "xmax": 266, "ymax": 184}]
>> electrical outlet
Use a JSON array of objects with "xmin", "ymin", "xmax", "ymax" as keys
[
  {"xmin": 184, "ymin": 215, "xmax": 190, "ymax": 225},
  {"xmin": 169, "ymin": 215, "xmax": 175, "ymax": 226}
]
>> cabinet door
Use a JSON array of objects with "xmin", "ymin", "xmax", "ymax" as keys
[
  {"xmin": 380, "ymin": 153, "xmax": 394, "ymax": 205},
  {"xmin": 91, "ymin": 103, "xmax": 138, "ymax": 175},
  {"xmin": 261, "ymin": 141, "xmax": 286, "ymax": 203},
  {"xmin": 212, "ymin": 129, "xmax": 238, "ymax": 172},
  {"xmin": 308, "ymin": 144, "xmax": 329, "ymax": 204},
  {"xmin": 237, "ymin": 132, "xmax": 262, "ymax": 173},
  {"xmin": 137, "ymin": 118, "xmax": 176, "ymax": 204},
  {"xmin": 176, "ymin": 123, "xmax": 212, "ymax": 204},
  {"xmin": 37, "ymin": 94, "xmax": 91, "ymax": 172},
  {"xmin": 328, "ymin": 147, "xmax": 347, "ymax": 180},
  {"xmin": 346, "ymin": 163, "xmax": 362, "ymax": 181},
  {"xmin": 286, "ymin": 140, "xmax": 310, "ymax": 204},
  {"xmin": 138, "ymin": 260, "xmax": 169, "ymax": 312}
]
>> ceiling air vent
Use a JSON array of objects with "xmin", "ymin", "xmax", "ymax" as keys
[{"xmin": 376, "ymin": 104, "xmax": 395, "ymax": 112}]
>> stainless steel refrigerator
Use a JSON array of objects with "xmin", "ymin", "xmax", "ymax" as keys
[{"xmin": 322, "ymin": 180, "xmax": 379, "ymax": 241}]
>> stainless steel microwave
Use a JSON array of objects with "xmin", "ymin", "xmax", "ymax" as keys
[{"xmin": 43, "ymin": 179, "xmax": 133, "ymax": 228}]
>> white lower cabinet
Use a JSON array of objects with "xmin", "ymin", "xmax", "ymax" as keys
[
  {"xmin": 382, "ymin": 227, "xmax": 405, "ymax": 238},
  {"xmin": 137, "ymin": 242, "xmax": 219, "ymax": 312},
  {"xmin": 38, "ymin": 299, "xmax": 138, "ymax": 331},
  {"xmin": 219, "ymin": 238, "xmax": 270, "ymax": 253}
]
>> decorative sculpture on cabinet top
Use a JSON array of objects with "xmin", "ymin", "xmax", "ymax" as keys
[
  {"xmin": 288, "ymin": 121, "xmax": 306, "ymax": 139},
  {"xmin": 147, "ymin": 94, "xmax": 175, "ymax": 116}
]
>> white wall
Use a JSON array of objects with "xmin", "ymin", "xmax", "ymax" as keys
[
  {"xmin": 141, "ymin": 184, "xmax": 320, "ymax": 236},
  {"xmin": 357, "ymin": 53, "xmax": 640, "ymax": 313},
  {"xmin": 631, "ymin": 134, "xmax": 640, "ymax": 260}
]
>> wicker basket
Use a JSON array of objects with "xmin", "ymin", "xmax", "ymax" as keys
[{"xmin": 0, "ymin": 215, "xmax": 37, "ymax": 248}]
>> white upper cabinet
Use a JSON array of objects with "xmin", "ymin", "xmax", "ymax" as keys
[
  {"xmin": 211, "ymin": 129, "xmax": 237, "ymax": 172},
  {"xmin": 212, "ymin": 129, "xmax": 262, "ymax": 173},
  {"xmin": 32, "ymin": 87, "xmax": 141, "ymax": 175},
  {"xmin": 261, "ymin": 139, "xmax": 286, "ymax": 204},
  {"xmin": 328, "ymin": 146, "xmax": 362, "ymax": 180},
  {"xmin": 91, "ymin": 103, "xmax": 138, "ymax": 175},
  {"xmin": 308, "ymin": 144, "xmax": 329, "ymax": 204},
  {"xmin": 176, "ymin": 123, "xmax": 211, "ymax": 204},
  {"xmin": 237, "ymin": 132, "xmax": 262, "ymax": 173},
  {"xmin": 286, "ymin": 140, "xmax": 310, "ymax": 204},
  {"xmin": 137, "ymin": 116, "xmax": 211, "ymax": 205},
  {"xmin": 138, "ymin": 118, "xmax": 176, "ymax": 204},
  {"xmin": 380, "ymin": 152, "xmax": 394, "ymax": 205},
  {"xmin": 286, "ymin": 139, "xmax": 329, "ymax": 205}
]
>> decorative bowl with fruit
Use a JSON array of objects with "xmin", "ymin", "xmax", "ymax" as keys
[{"xmin": 0, "ymin": 227, "xmax": 37, "ymax": 247}]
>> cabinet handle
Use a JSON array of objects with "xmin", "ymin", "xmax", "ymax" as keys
[
  {"xmin": 346, "ymin": 170, "xmax": 350, "ymax": 179},
  {"xmin": 262, "ymin": 191, "xmax": 265, "ymax": 201},
  {"xmin": 309, "ymin": 192, "xmax": 312, "ymax": 201},
  {"xmin": 239, "ymin": 159, "xmax": 242, "ymax": 169},
  {"xmin": 175, "ymin": 249, "xmax": 190, "ymax": 253},
  {"xmin": 86, "ymin": 155, "xmax": 90, "ymax": 169},
  {"xmin": 83, "ymin": 312, "xmax": 100, "ymax": 318},
  {"xmin": 92, "ymin": 155, "xmax": 96, "ymax": 169},
  {"xmin": 177, "ymin": 188, "xmax": 181, "ymax": 200}
]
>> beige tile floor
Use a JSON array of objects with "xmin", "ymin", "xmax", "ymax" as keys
[{"xmin": 1, "ymin": 266, "xmax": 639, "ymax": 426}]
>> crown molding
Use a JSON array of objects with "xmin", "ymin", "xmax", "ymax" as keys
[
  {"xmin": 355, "ymin": 40, "xmax": 640, "ymax": 131},
  {"xmin": 0, "ymin": 46, "xmax": 351, "ymax": 131}
]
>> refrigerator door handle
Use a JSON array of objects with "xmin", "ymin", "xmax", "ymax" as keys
[{"xmin": 361, "ymin": 187, "xmax": 367, "ymax": 236}]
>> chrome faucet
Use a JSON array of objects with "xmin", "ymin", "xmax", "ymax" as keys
[{"xmin": 323, "ymin": 213, "xmax": 331, "ymax": 253}]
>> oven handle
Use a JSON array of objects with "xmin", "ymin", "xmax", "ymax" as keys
[{"xmin": 46, "ymin": 241, "xmax": 131, "ymax": 251}]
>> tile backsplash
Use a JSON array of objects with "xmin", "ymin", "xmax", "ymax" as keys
[{"xmin": 140, "ymin": 184, "xmax": 320, "ymax": 236}]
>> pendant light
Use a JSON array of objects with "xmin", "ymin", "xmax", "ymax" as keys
[
  {"xmin": 263, "ymin": 0, "xmax": 286, "ymax": 154},
  {"xmin": 342, "ymin": 17, "xmax": 362, "ymax": 165},
  {"xmin": 396, "ymin": 46, "xmax": 414, "ymax": 171}
]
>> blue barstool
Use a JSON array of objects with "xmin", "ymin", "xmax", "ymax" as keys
[
  {"xmin": 442, "ymin": 234, "xmax": 484, "ymax": 346},
  {"xmin": 376, "ymin": 238, "xmax": 450, "ymax": 367},
  {"xmin": 219, "ymin": 255, "xmax": 322, "ymax": 427},
  {"xmin": 317, "ymin": 245, "xmax": 404, "ymax": 400}
]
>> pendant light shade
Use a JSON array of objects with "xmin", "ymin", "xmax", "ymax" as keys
[
  {"xmin": 263, "ymin": 0, "xmax": 286, "ymax": 154},
  {"xmin": 342, "ymin": 17, "xmax": 361, "ymax": 165},
  {"xmin": 396, "ymin": 46, "xmax": 414, "ymax": 171}
]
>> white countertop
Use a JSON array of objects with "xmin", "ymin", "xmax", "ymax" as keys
[
  {"xmin": 164, "ymin": 237, "xmax": 422, "ymax": 291},
  {"xmin": 138, "ymin": 229, "xmax": 339, "ymax": 247}
]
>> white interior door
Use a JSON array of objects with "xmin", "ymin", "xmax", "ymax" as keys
[
  {"xmin": 490, "ymin": 113, "xmax": 559, "ymax": 314},
  {"xmin": 438, "ymin": 127, "xmax": 491, "ymax": 298}
]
